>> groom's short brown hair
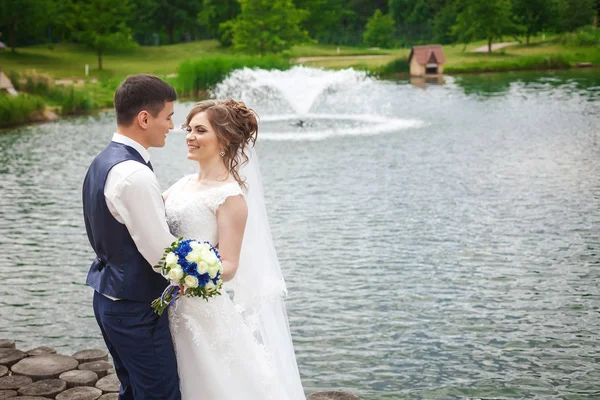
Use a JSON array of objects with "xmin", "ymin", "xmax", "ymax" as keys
[{"xmin": 114, "ymin": 74, "xmax": 177, "ymax": 126}]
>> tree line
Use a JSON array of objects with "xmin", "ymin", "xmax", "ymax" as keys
[{"xmin": 1, "ymin": 0, "xmax": 598, "ymax": 67}]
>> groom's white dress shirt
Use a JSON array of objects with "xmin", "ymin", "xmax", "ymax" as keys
[{"xmin": 102, "ymin": 133, "xmax": 175, "ymax": 300}]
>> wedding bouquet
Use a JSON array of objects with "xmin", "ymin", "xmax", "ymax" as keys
[{"xmin": 151, "ymin": 238, "xmax": 224, "ymax": 315}]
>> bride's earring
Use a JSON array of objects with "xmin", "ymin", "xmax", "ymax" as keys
[{"xmin": 220, "ymin": 149, "xmax": 226, "ymax": 157}]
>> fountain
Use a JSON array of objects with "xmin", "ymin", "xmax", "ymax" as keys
[{"xmin": 212, "ymin": 66, "xmax": 424, "ymax": 141}]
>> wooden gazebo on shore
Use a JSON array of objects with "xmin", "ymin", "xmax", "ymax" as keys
[{"xmin": 408, "ymin": 45, "xmax": 446, "ymax": 77}]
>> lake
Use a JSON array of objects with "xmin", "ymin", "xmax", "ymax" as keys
[{"xmin": 1, "ymin": 68, "xmax": 599, "ymax": 399}]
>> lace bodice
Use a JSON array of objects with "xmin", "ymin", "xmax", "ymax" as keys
[{"xmin": 165, "ymin": 175, "xmax": 244, "ymax": 245}]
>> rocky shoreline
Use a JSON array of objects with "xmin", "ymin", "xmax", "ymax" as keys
[{"xmin": 0, "ymin": 339, "xmax": 359, "ymax": 400}]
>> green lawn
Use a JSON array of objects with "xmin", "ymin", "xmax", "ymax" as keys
[
  {"xmin": 0, "ymin": 41, "xmax": 225, "ymax": 79},
  {"xmin": 288, "ymin": 44, "xmax": 395, "ymax": 57}
]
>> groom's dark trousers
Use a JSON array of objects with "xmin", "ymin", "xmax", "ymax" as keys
[
  {"xmin": 83, "ymin": 142, "xmax": 181, "ymax": 400},
  {"xmin": 93, "ymin": 292, "xmax": 180, "ymax": 400}
]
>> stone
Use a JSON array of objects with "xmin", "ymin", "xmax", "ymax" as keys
[
  {"xmin": 0, "ymin": 375, "xmax": 33, "ymax": 390},
  {"xmin": 106, "ymin": 368, "xmax": 115, "ymax": 375},
  {"xmin": 0, "ymin": 349, "xmax": 26, "ymax": 367},
  {"xmin": 55, "ymin": 386, "xmax": 102, "ymax": 400},
  {"xmin": 0, "ymin": 390, "xmax": 17, "ymax": 399},
  {"xmin": 18, "ymin": 378, "xmax": 67, "ymax": 398},
  {"xmin": 72, "ymin": 350, "xmax": 108, "ymax": 365},
  {"xmin": 11, "ymin": 355, "xmax": 78, "ymax": 381},
  {"xmin": 0, "ymin": 341, "xmax": 14, "ymax": 350},
  {"xmin": 98, "ymin": 394, "xmax": 118, "ymax": 400},
  {"xmin": 0, "ymin": 366, "xmax": 7, "ymax": 378},
  {"xmin": 19, "ymin": 397, "xmax": 62, "ymax": 400},
  {"xmin": 95, "ymin": 374, "xmax": 120, "ymax": 393},
  {"xmin": 78, "ymin": 361, "xmax": 112, "ymax": 379},
  {"xmin": 59, "ymin": 370, "xmax": 98, "ymax": 389},
  {"xmin": 26, "ymin": 347, "xmax": 57, "ymax": 357},
  {"xmin": 307, "ymin": 391, "xmax": 361, "ymax": 400}
]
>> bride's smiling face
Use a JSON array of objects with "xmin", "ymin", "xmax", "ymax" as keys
[{"xmin": 185, "ymin": 111, "xmax": 223, "ymax": 162}]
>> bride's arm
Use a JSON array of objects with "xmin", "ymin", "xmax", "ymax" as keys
[{"xmin": 216, "ymin": 195, "xmax": 248, "ymax": 282}]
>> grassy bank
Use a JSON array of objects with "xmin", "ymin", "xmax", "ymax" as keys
[
  {"xmin": 0, "ymin": 70, "xmax": 118, "ymax": 128},
  {"xmin": 0, "ymin": 41, "xmax": 395, "ymax": 79},
  {"xmin": 378, "ymin": 31, "xmax": 600, "ymax": 75},
  {"xmin": 1, "ymin": 37, "xmax": 597, "ymax": 81}
]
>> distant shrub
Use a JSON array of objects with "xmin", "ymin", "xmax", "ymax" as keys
[
  {"xmin": 561, "ymin": 26, "xmax": 600, "ymax": 46},
  {"xmin": 177, "ymin": 55, "xmax": 291, "ymax": 97},
  {"xmin": 56, "ymin": 86, "xmax": 95, "ymax": 115},
  {"xmin": 7, "ymin": 70, "xmax": 53, "ymax": 95},
  {"xmin": 0, "ymin": 94, "xmax": 46, "ymax": 128},
  {"xmin": 7, "ymin": 70, "xmax": 98, "ymax": 115},
  {"xmin": 379, "ymin": 57, "xmax": 410, "ymax": 74},
  {"xmin": 445, "ymin": 54, "xmax": 572, "ymax": 73}
]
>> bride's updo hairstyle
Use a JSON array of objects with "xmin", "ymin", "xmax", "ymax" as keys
[{"xmin": 183, "ymin": 99, "xmax": 258, "ymax": 187}]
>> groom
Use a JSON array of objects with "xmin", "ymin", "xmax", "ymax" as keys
[{"xmin": 82, "ymin": 74, "xmax": 181, "ymax": 400}]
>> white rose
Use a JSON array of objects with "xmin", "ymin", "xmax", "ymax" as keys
[
  {"xmin": 190, "ymin": 242, "xmax": 211, "ymax": 252},
  {"xmin": 165, "ymin": 252, "xmax": 178, "ymax": 267},
  {"xmin": 167, "ymin": 266, "xmax": 184, "ymax": 282},
  {"xmin": 185, "ymin": 248, "xmax": 203, "ymax": 264},
  {"xmin": 196, "ymin": 261, "xmax": 209, "ymax": 275},
  {"xmin": 207, "ymin": 265, "xmax": 219, "ymax": 279},
  {"xmin": 205, "ymin": 281, "xmax": 216, "ymax": 292},
  {"xmin": 184, "ymin": 275, "xmax": 199, "ymax": 288},
  {"xmin": 201, "ymin": 248, "xmax": 219, "ymax": 265}
]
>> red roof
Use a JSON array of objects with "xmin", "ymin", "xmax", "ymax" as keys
[{"xmin": 409, "ymin": 45, "xmax": 446, "ymax": 65}]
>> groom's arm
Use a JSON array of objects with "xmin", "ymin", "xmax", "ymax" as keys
[{"xmin": 105, "ymin": 161, "xmax": 176, "ymax": 270}]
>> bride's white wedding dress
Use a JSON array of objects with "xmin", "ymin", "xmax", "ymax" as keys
[{"xmin": 164, "ymin": 173, "xmax": 303, "ymax": 400}]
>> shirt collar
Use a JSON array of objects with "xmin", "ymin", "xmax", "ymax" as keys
[{"xmin": 111, "ymin": 133, "xmax": 151, "ymax": 163}]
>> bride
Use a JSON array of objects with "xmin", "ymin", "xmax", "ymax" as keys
[{"xmin": 163, "ymin": 99, "xmax": 305, "ymax": 400}]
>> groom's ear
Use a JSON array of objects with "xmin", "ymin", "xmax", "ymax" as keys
[{"xmin": 137, "ymin": 110, "xmax": 150, "ymax": 130}]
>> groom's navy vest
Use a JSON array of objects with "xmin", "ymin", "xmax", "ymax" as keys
[{"xmin": 83, "ymin": 142, "xmax": 167, "ymax": 302}]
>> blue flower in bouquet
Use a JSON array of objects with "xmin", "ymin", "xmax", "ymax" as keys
[{"xmin": 174, "ymin": 239, "xmax": 193, "ymax": 256}]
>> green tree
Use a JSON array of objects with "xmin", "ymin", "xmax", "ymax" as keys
[
  {"xmin": 46, "ymin": 0, "xmax": 78, "ymax": 44},
  {"xmin": 0, "ymin": 0, "xmax": 50, "ymax": 52},
  {"xmin": 230, "ymin": 0, "xmax": 309, "ymax": 54},
  {"xmin": 151, "ymin": 0, "xmax": 202, "ymax": 44},
  {"xmin": 363, "ymin": 9, "xmax": 396, "ymax": 48},
  {"xmin": 388, "ymin": 0, "xmax": 412, "ymax": 23},
  {"xmin": 554, "ymin": 0, "xmax": 596, "ymax": 32},
  {"xmin": 511, "ymin": 0, "xmax": 554, "ymax": 44},
  {"xmin": 453, "ymin": 0, "xmax": 517, "ymax": 52},
  {"xmin": 74, "ymin": 0, "xmax": 137, "ymax": 70},
  {"xmin": 432, "ymin": 2, "xmax": 458, "ymax": 44},
  {"xmin": 197, "ymin": 0, "xmax": 240, "ymax": 41},
  {"xmin": 127, "ymin": 0, "xmax": 162, "ymax": 44},
  {"xmin": 294, "ymin": 0, "xmax": 351, "ymax": 43},
  {"xmin": 389, "ymin": 0, "xmax": 451, "ymax": 44}
]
